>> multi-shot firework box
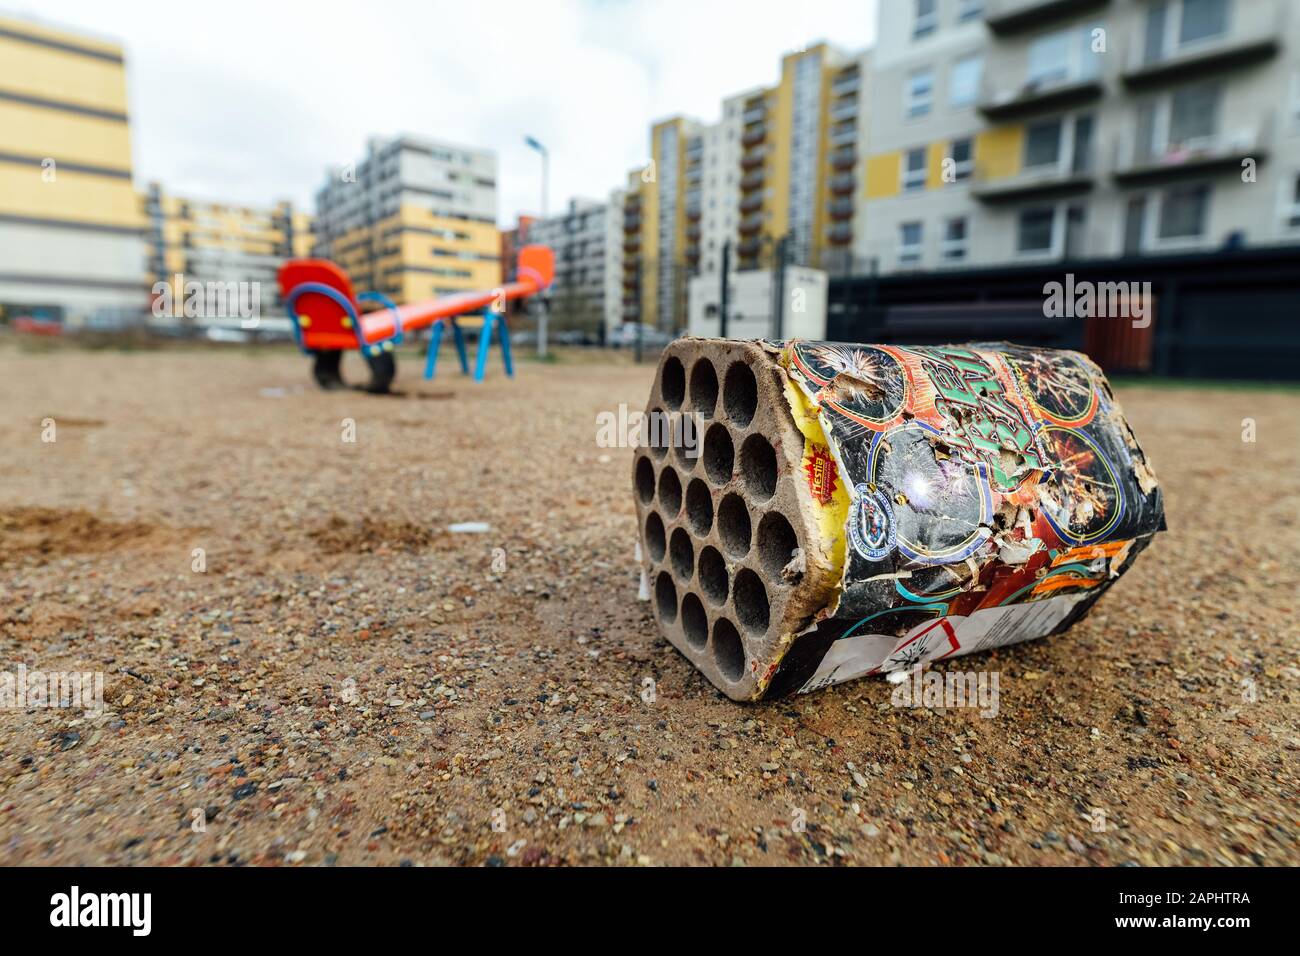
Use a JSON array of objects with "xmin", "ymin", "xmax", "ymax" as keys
[{"xmin": 632, "ymin": 338, "xmax": 1165, "ymax": 701}]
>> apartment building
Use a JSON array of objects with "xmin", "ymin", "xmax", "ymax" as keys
[
  {"xmin": 618, "ymin": 42, "xmax": 874, "ymax": 330},
  {"xmin": 862, "ymin": 0, "xmax": 1300, "ymax": 273},
  {"xmin": 314, "ymin": 135, "xmax": 500, "ymax": 305},
  {"xmin": 0, "ymin": 13, "xmax": 148, "ymax": 326},
  {"xmin": 143, "ymin": 184, "xmax": 312, "ymax": 324},
  {"xmin": 620, "ymin": 170, "xmax": 646, "ymax": 324},
  {"xmin": 525, "ymin": 196, "xmax": 624, "ymax": 338}
]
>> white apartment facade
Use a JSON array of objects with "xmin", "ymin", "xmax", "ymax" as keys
[
  {"xmin": 861, "ymin": 0, "xmax": 1300, "ymax": 274},
  {"xmin": 526, "ymin": 196, "xmax": 623, "ymax": 338}
]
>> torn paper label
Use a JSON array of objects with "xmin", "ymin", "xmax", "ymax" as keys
[{"xmin": 797, "ymin": 592, "xmax": 1092, "ymax": 694}]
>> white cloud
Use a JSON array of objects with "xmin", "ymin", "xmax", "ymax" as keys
[{"xmin": 22, "ymin": 0, "xmax": 876, "ymax": 224}]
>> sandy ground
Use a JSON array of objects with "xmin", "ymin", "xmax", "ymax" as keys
[{"xmin": 0, "ymin": 341, "xmax": 1296, "ymax": 867}]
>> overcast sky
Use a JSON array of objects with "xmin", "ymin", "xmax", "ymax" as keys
[{"xmin": 22, "ymin": 0, "xmax": 876, "ymax": 224}]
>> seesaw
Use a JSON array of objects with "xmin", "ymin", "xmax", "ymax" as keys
[{"xmin": 278, "ymin": 244, "xmax": 554, "ymax": 393}]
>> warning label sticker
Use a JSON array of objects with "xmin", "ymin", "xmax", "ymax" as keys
[{"xmin": 798, "ymin": 592, "xmax": 1091, "ymax": 694}]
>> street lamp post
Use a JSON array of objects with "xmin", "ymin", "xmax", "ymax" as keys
[{"xmin": 524, "ymin": 136, "xmax": 550, "ymax": 357}]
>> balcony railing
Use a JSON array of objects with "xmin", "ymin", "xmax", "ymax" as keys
[
  {"xmin": 1121, "ymin": 0, "xmax": 1281, "ymax": 90},
  {"xmin": 829, "ymin": 172, "xmax": 855, "ymax": 195},
  {"xmin": 827, "ymin": 198, "xmax": 854, "ymax": 220},
  {"xmin": 740, "ymin": 170, "xmax": 765, "ymax": 191},
  {"xmin": 830, "ymin": 102, "xmax": 858, "ymax": 123},
  {"xmin": 740, "ymin": 148, "xmax": 767, "ymax": 169},
  {"xmin": 739, "ymin": 193, "xmax": 763, "ymax": 213},
  {"xmin": 984, "ymin": 0, "xmax": 1110, "ymax": 36},
  {"xmin": 739, "ymin": 214, "xmax": 763, "ymax": 235},
  {"xmin": 829, "ymin": 125, "xmax": 858, "ymax": 147},
  {"xmin": 971, "ymin": 148, "xmax": 1096, "ymax": 203},
  {"xmin": 742, "ymin": 104, "xmax": 766, "ymax": 124},
  {"xmin": 978, "ymin": 73, "xmax": 1103, "ymax": 121},
  {"xmin": 827, "ymin": 222, "xmax": 852, "ymax": 244},
  {"xmin": 830, "ymin": 146, "xmax": 856, "ymax": 169},
  {"xmin": 831, "ymin": 73, "xmax": 860, "ymax": 96},
  {"xmin": 741, "ymin": 125, "xmax": 766, "ymax": 147},
  {"xmin": 1111, "ymin": 111, "xmax": 1274, "ymax": 185}
]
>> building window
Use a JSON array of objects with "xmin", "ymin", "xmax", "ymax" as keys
[
  {"xmin": 1179, "ymin": 0, "xmax": 1229, "ymax": 45},
  {"xmin": 957, "ymin": 0, "xmax": 984, "ymax": 22},
  {"xmin": 950, "ymin": 54, "xmax": 982, "ymax": 108},
  {"xmin": 1024, "ymin": 118, "xmax": 1064, "ymax": 169},
  {"xmin": 1158, "ymin": 184, "xmax": 1210, "ymax": 239},
  {"xmin": 1145, "ymin": 0, "xmax": 1229, "ymax": 63},
  {"xmin": 903, "ymin": 148, "xmax": 928, "ymax": 192},
  {"xmin": 913, "ymin": 0, "xmax": 937, "ymax": 39},
  {"xmin": 1017, "ymin": 207, "xmax": 1056, "ymax": 253},
  {"xmin": 1028, "ymin": 29, "xmax": 1073, "ymax": 87},
  {"xmin": 1168, "ymin": 82, "xmax": 1220, "ymax": 148},
  {"xmin": 906, "ymin": 68, "xmax": 934, "ymax": 118},
  {"xmin": 948, "ymin": 138, "xmax": 974, "ymax": 182},
  {"xmin": 1028, "ymin": 24, "xmax": 1102, "ymax": 88},
  {"xmin": 942, "ymin": 217, "xmax": 969, "ymax": 260},
  {"xmin": 898, "ymin": 222, "xmax": 924, "ymax": 265}
]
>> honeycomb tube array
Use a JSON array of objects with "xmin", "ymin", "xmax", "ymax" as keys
[{"xmin": 631, "ymin": 340, "xmax": 841, "ymax": 701}]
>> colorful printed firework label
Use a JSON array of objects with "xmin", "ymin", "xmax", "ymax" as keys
[{"xmin": 775, "ymin": 341, "xmax": 1165, "ymax": 694}]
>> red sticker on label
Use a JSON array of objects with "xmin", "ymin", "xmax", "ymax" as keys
[{"xmin": 804, "ymin": 444, "xmax": 838, "ymax": 506}]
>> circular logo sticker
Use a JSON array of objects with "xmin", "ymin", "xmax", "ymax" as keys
[{"xmin": 849, "ymin": 483, "xmax": 896, "ymax": 561}]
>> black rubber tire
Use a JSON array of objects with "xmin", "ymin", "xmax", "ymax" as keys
[
  {"xmin": 312, "ymin": 351, "xmax": 345, "ymax": 390},
  {"xmin": 363, "ymin": 349, "xmax": 396, "ymax": 394}
]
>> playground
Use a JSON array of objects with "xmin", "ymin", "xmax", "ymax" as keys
[{"xmin": 0, "ymin": 343, "xmax": 1297, "ymax": 866}]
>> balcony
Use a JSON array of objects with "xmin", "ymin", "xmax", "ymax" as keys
[
  {"xmin": 978, "ymin": 75, "xmax": 1103, "ymax": 121},
  {"xmin": 623, "ymin": 237, "xmax": 641, "ymax": 254},
  {"xmin": 827, "ymin": 198, "xmax": 854, "ymax": 220},
  {"xmin": 830, "ymin": 146, "xmax": 856, "ymax": 170},
  {"xmin": 1112, "ymin": 114, "xmax": 1273, "ymax": 186},
  {"xmin": 831, "ymin": 72, "xmax": 860, "ymax": 96},
  {"xmin": 984, "ymin": 0, "xmax": 1110, "ymax": 36},
  {"xmin": 740, "ymin": 170, "xmax": 765, "ymax": 191},
  {"xmin": 685, "ymin": 204, "xmax": 701, "ymax": 221},
  {"xmin": 623, "ymin": 214, "xmax": 641, "ymax": 231},
  {"xmin": 829, "ymin": 125, "xmax": 858, "ymax": 147},
  {"xmin": 1121, "ymin": 3, "xmax": 1281, "ymax": 91},
  {"xmin": 686, "ymin": 223, "xmax": 701, "ymax": 240},
  {"xmin": 738, "ymin": 213, "xmax": 763, "ymax": 235},
  {"xmin": 972, "ymin": 148, "xmax": 1092, "ymax": 204},
  {"xmin": 741, "ymin": 124, "xmax": 766, "ymax": 147},
  {"xmin": 830, "ymin": 101, "xmax": 858, "ymax": 123},
  {"xmin": 737, "ymin": 237, "xmax": 761, "ymax": 257},
  {"xmin": 827, "ymin": 222, "xmax": 852, "ymax": 244},
  {"xmin": 741, "ymin": 147, "xmax": 767, "ymax": 169},
  {"xmin": 739, "ymin": 193, "xmax": 763, "ymax": 213},
  {"xmin": 829, "ymin": 172, "xmax": 855, "ymax": 195},
  {"xmin": 742, "ymin": 104, "xmax": 766, "ymax": 125}
]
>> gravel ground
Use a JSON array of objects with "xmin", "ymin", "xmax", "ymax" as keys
[{"xmin": 0, "ymin": 342, "xmax": 1296, "ymax": 867}]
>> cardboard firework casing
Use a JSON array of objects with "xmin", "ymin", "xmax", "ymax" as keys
[{"xmin": 632, "ymin": 338, "xmax": 1165, "ymax": 702}]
